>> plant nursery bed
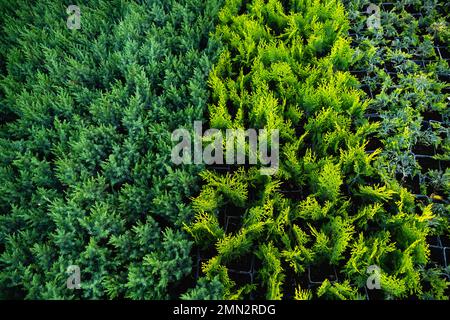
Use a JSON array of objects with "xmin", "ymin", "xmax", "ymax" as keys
[
  {"xmin": 1, "ymin": 0, "xmax": 449, "ymax": 302},
  {"xmin": 340, "ymin": 0, "xmax": 450, "ymax": 300}
]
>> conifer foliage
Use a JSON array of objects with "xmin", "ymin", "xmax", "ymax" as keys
[
  {"xmin": 0, "ymin": 0, "xmax": 222, "ymax": 299},
  {"xmin": 0, "ymin": 0, "xmax": 448, "ymax": 301},
  {"xmin": 184, "ymin": 0, "xmax": 449, "ymax": 300}
]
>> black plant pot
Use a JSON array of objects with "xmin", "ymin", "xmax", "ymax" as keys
[
  {"xmin": 413, "ymin": 144, "xmax": 435, "ymax": 157},
  {"xmin": 416, "ymin": 155, "xmax": 441, "ymax": 171},
  {"xmin": 441, "ymin": 236, "xmax": 450, "ymax": 249},
  {"xmin": 444, "ymin": 248, "xmax": 449, "ymax": 268},
  {"xmin": 366, "ymin": 137, "xmax": 384, "ymax": 152},
  {"xmin": 437, "ymin": 46, "xmax": 450, "ymax": 60},
  {"xmin": 422, "ymin": 110, "xmax": 443, "ymax": 122},
  {"xmin": 401, "ymin": 174, "xmax": 421, "ymax": 195},
  {"xmin": 426, "ymin": 235, "xmax": 442, "ymax": 247},
  {"xmin": 224, "ymin": 215, "xmax": 241, "ymax": 234},
  {"xmin": 308, "ymin": 264, "xmax": 338, "ymax": 285}
]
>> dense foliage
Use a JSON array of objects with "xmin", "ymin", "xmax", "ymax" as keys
[
  {"xmin": 0, "ymin": 0, "xmax": 448, "ymax": 300},
  {"xmin": 183, "ymin": 0, "xmax": 449, "ymax": 300},
  {"xmin": 344, "ymin": 0, "xmax": 450, "ymax": 235},
  {"xmin": 0, "ymin": 0, "xmax": 222, "ymax": 299}
]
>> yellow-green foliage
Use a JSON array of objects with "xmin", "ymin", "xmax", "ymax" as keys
[{"xmin": 185, "ymin": 0, "xmax": 448, "ymax": 300}]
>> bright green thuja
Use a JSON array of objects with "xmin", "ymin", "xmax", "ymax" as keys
[{"xmin": 184, "ymin": 0, "xmax": 448, "ymax": 300}]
